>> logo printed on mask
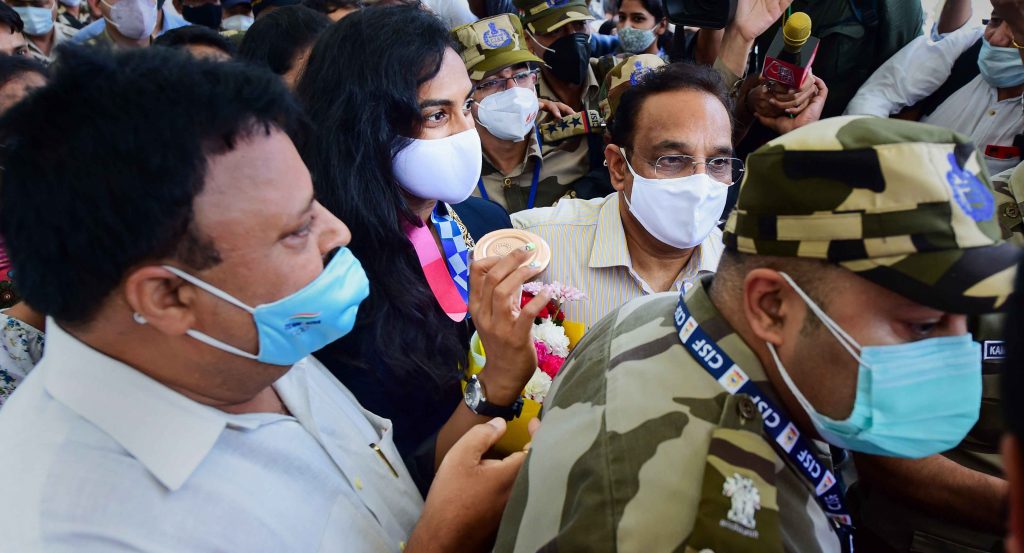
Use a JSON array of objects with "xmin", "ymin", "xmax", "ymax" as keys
[
  {"xmin": 284, "ymin": 312, "xmax": 323, "ymax": 335},
  {"xmin": 776, "ymin": 422, "xmax": 800, "ymax": 453},
  {"xmin": 482, "ymin": 22, "xmax": 512, "ymax": 48},
  {"xmin": 544, "ymin": 0, "xmax": 570, "ymax": 7},
  {"xmin": 717, "ymin": 365, "xmax": 749, "ymax": 394},
  {"xmin": 946, "ymin": 152, "xmax": 994, "ymax": 222}
]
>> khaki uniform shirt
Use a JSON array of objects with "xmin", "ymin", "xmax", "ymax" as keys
[
  {"xmin": 474, "ymin": 130, "xmax": 552, "ymax": 212},
  {"xmin": 534, "ymin": 63, "xmax": 601, "ymax": 200},
  {"xmin": 26, "ymin": 22, "xmax": 77, "ymax": 62},
  {"xmin": 494, "ymin": 278, "xmax": 842, "ymax": 553}
]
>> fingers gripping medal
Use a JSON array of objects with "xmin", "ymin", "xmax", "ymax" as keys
[{"xmin": 473, "ymin": 229, "xmax": 551, "ymax": 270}]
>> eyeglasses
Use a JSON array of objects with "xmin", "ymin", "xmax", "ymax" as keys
[
  {"xmin": 474, "ymin": 68, "xmax": 541, "ymax": 95},
  {"xmin": 631, "ymin": 151, "xmax": 744, "ymax": 184}
]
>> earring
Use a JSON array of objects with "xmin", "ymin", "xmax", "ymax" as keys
[{"xmin": 132, "ymin": 312, "xmax": 147, "ymax": 325}]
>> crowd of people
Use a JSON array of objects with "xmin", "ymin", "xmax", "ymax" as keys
[{"xmin": 0, "ymin": 0, "xmax": 1023, "ymax": 551}]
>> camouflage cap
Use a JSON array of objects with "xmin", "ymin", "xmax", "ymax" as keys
[
  {"xmin": 452, "ymin": 15, "xmax": 544, "ymax": 81},
  {"xmin": 597, "ymin": 54, "xmax": 665, "ymax": 122},
  {"xmin": 723, "ymin": 116, "xmax": 1020, "ymax": 314},
  {"xmin": 514, "ymin": 0, "xmax": 594, "ymax": 35}
]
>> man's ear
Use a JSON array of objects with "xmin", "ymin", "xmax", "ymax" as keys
[
  {"xmin": 606, "ymin": 143, "xmax": 628, "ymax": 193},
  {"xmin": 123, "ymin": 265, "xmax": 198, "ymax": 336},
  {"xmin": 742, "ymin": 268, "xmax": 796, "ymax": 347}
]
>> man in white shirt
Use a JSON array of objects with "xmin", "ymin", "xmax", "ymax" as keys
[
  {"xmin": 0, "ymin": 45, "xmax": 527, "ymax": 553},
  {"xmin": 845, "ymin": 4, "xmax": 1024, "ymax": 175},
  {"xmin": 513, "ymin": 61, "xmax": 729, "ymax": 328}
]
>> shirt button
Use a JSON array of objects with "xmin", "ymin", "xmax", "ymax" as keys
[
  {"xmin": 1005, "ymin": 205, "xmax": 1020, "ymax": 219},
  {"xmin": 990, "ymin": 110, "xmax": 997, "ymax": 116},
  {"xmin": 737, "ymin": 396, "xmax": 757, "ymax": 420},
  {"xmin": 354, "ymin": 477, "xmax": 364, "ymax": 491},
  {"xmin": 400, "ymin": 541, "xmax": 407, "ymax": 551}
]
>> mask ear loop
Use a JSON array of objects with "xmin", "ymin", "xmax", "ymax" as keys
[
  {"xmin": 527, "ymin": 31, "xmax": 556, "ymax": 54},
  {"xmin": 777, "ymin": 271, "xmax": 866, "ymax": 366},
  {"xmin": 137, "ymin": 265, "xmax": 262, "ymax": 361}
]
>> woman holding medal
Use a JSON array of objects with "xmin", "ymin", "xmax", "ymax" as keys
[{"xmin": 297, "ymin": 4, "xmax": 548, "ymax": 494}]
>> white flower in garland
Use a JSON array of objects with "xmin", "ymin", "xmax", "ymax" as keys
[
  {"xmin": 532, "ymin": 318, "xmax": 570, "ymax": 358},
  {"xmin": 523, "ymin": 369, "xmax": 552, "ymax": 402}
]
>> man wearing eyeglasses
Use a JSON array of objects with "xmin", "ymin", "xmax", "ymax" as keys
[
  {"xmin": 511, "ymin": 61, "xmax": 732, "ymax": 328},
  {"xmin": 452, "ymin": 14, "xmax": 578, "ymax": 212},
  {"xmin": 8, "ymin": 0, "xmax": 78, "ymax": 62}
]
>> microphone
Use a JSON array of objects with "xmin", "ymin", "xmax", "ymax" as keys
[{"xmin": 761, "ymin": 12, "xmax": 819, "ymax": 89}]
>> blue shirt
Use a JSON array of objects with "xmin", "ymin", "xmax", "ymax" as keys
[{"xmin": 71, "ymin": 6, "xmax": 188, "ymax": 43}]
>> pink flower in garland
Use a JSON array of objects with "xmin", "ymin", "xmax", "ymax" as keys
[{"xmin": 534, "ymin": 340, "xmax": 565, "ymax": 379}]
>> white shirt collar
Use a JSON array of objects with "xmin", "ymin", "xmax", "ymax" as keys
[{"xmin": 41, "ymin": 318, "xmax": 269, "ymax": 491}]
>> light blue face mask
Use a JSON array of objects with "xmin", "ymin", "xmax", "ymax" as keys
[
  {"xmin": 143, "ymin": 248, "xmax": 370, "ymax": 366},
  {"xmin": 13, "ymin": 5, "xmax": 54, "ymax": 36},
  {"xmin": 766, "ymin": 272, "xmax": 982, "ymax": 459},
  {"xmin": 978, "ymin": 37, "xmax": 1024, "ymax": 88}
]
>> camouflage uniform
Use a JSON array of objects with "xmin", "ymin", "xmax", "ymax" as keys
[
  {"xmin": 993, "ymin": 163, "xmax": 1024, "ymax": 246},
  {"xmin": 494, "ymin": 116, "xmax": 1018, "ymax": 553}
]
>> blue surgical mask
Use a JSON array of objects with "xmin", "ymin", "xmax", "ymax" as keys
[
  {"xmin": 145, "ymin": 248, "xmax": 370, "ymax": 366},
  {"xmin": 13, "ymin": 5, "xmax": 55, "ymax": 36},
  {"xmin": 978, "ymin": 37, "xmax": 1024, "ymax": 88},
  {"xmin": 766, "ymin": 272, "xmax": 981, "ymax": 459}
]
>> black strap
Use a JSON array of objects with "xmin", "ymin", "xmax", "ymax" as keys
[{"xmin": 916, "ymin": 38, "xmax": 983, "ymax": 118}]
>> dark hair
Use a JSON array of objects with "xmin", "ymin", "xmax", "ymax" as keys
[
  {"xmin": 296, "ymin": 5, "xmax": 466, "ymax": 393},
  {"xmin": 0, "ymin": 55, "xmax": 46, "ymax": 88},
  {"xmin": 0, "ymin": 45, "xmax": 302, "ymax": 324},
  {"xmin": 616, "ymin": 0, "xmax": 663, "ymax": 20},
  {"xmin": 238, "ymin": 5, "xmax": 330, "ymax": 75},
  {"xmin": 153, "ymin": 25, "xmax": 238, "ymax": 57},
  {"xmin": 303, "ymin": 0, "xmax": 361, "ymax": 15},
  {"xmin": 610, "ymin": 61, "xmax": 732, "ymax": 149},
  {"xmin": 0, "ymin": 3, "xmax": 23, "ymax": 34}
]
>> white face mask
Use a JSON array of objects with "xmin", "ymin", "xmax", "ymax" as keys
[
  {"xmin": 392, "ymin": 128, "xmax": 483, "ymax": 204},
  {"xmin": 221, "ymin": 13, "xmax": 253, "ymax": 30},
  {"xmin": 476, "ymin": 86, "xmax": 539, "ymax": 142},
  {"xmin": 620, "ymin": 149, "xmax": 728, "ymax": 249},
  {"xmin": 102, "ymin": 0, "xmax": 158, "ymax": 40}
]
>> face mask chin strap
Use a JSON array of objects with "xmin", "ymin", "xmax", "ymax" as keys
[
  {"xmin": 777, "ymin": 271, "xmax": 866, "ymax": 366},
  {"xmin": 131, "ymin": 266, "xmax": 261, "ymax": 361}
]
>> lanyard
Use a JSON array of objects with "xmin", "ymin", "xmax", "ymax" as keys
[
  {"xmin": 673, "ymin": 296, "xmax": 855, "ymax": 553},
  {"xmin": 429, "ymin": 206, "xmax": 471, "ymax": 306},
  {"xmin": 477, "ymin": 128, "xmax": 543, "ymax": 210},
  {"xmin": 404, "ymin": 206, "xmax": 470, "ymax": 322}
]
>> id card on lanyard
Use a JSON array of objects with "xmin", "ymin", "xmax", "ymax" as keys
[{"xmin": 673, "ymin": 296, "xmax": 856, "ymax": 553}]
